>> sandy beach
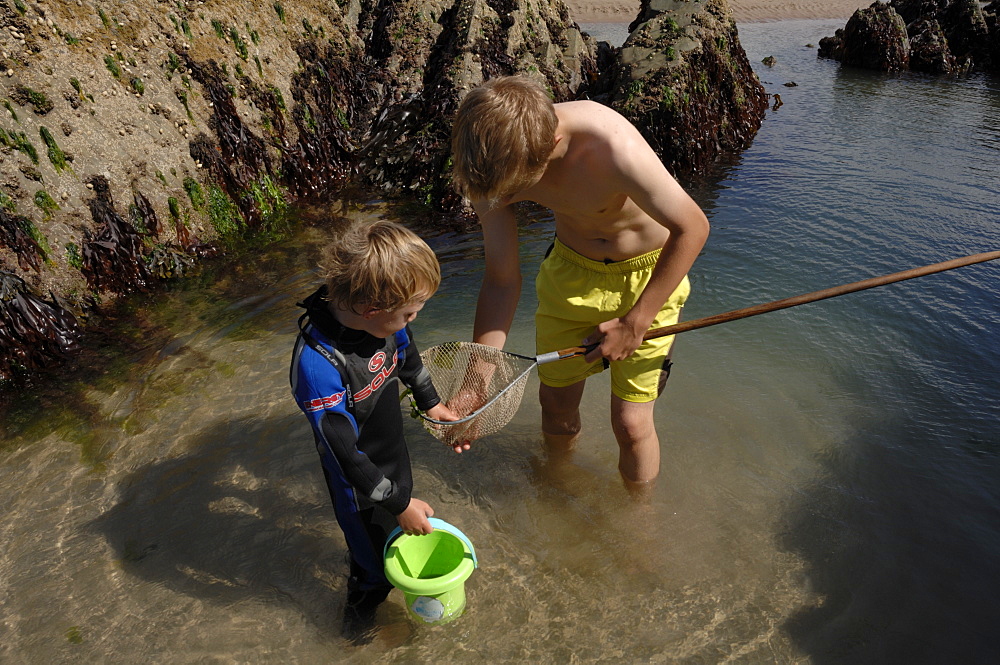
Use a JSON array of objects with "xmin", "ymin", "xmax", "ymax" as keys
[{"xmin": 566, "ymin": 0, "xmax": 871, "ymax": 23}]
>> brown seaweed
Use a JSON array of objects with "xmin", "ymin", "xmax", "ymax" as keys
[
  {"xmin": 132, "ymin": 189, "xmax": 161, "ymax": 238},
  {"xmin": 0, "ymin": 209, "xmax": 45, "ymax": 272},
  {"xmin": 81, "ymin": 176, "xmax": 151, "ymax": 294},
  {"xmin": 0, "ymin": 270, "xmax": 81, "ymax": 381}
]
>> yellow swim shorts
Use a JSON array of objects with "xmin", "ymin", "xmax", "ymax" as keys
[{"xmin": 535, "ymin": 238, "xmax": 690, "ymax": 403}]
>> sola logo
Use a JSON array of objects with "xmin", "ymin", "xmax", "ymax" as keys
[{"xmin": 368, "ymin": 351, "xmax": 387, "ymax": 373}]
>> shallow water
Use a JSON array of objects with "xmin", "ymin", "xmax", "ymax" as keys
[{"xmin": 2, "ymin": 20, "xmax": 999, "ymax": 664}]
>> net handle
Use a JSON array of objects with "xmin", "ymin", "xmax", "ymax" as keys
[
  {"xmin": 550, "ymin": 251, "xmax": 1000, "ymax": 359},
  {"xmin": 417, "ymin": 251, "xmax": 999, "ymax": 432}
]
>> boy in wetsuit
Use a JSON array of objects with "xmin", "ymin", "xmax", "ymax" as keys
[
  {"xmin": 289, "ymin": 220, "xmax": 459, "ymax": 641},
  {"xmin": 450, "ymin": 76, "xmax": 710, "ymax": 493}
]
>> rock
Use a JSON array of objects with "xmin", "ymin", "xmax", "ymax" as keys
[
  {"xmin": 842, "ymin": 3, "xmax": 910, "ymax": 71},
  {"xmin": 907, "ymin": 17, "xmax": 958, "ymax": 72},
  {"xmin": 586, "ymin": 0, "xmax": 767, "ymax": 178},
  {"xmin": 0, "ymin": 0, "xmax": 769, "ymax": 382},
  {"xmin": 819, "ymin": 0, "xmax": 998, "ymax": 74}
]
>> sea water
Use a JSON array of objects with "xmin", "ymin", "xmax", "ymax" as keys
[{"xmin": 1, "ymin": 20, "xmax": 998, "ymax": 664}]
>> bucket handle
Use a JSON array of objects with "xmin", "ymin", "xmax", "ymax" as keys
[{"xmin": 384, "ymin": 517, "xmax": 478, "ymax": 568}]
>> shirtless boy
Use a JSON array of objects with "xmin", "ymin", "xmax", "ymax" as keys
[{"xmin": 450, "ymin": 76, "xmax": 710, "ymax": 491}]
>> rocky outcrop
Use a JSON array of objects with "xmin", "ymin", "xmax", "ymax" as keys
[
  {"xmin": 1, "ymin": 0, "xmax": 764, "ymax": 384},
  {"xmin": 0, "ymin": 0, "xmax": 595, "ymax": 382},
  {"xmin": 818, "ymin": 0, "xmax": 998, "ymax": 74},
  {"xmin": 582, "ymin": 0, "xmax": 768, "ymax": 178}
]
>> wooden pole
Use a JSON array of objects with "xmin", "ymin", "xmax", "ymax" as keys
[{"xmin": 644, "ymin": 250, "xmax": 1000, "ymax": 340}]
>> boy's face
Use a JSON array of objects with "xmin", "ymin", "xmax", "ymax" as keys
[{"xmin": 362, "ymin": 298, "xmax": 427, "ymax": 338}]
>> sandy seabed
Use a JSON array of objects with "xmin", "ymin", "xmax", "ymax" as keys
[{"xmin": 566, "ymin": 0, "xmax": 871, "ymax": 23}]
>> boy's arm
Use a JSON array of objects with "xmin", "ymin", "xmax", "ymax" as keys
[
  {"xmin": 318, "ymin": 412, "xmax": 411, "ymax": 515},
  {"xmin": 293, "ymin": 353, "xmax": 411, "ymax": 514},
  {"xmin": 397, "ymin": 328, "xmax": 441, "ymax": 411},
  {"xmin": 584, "ymin": 138, "xmax": 710, "ymax": 362},
  {"xmin": 472, "ymin": 202, "xmax": 522, "ymax": 350}
]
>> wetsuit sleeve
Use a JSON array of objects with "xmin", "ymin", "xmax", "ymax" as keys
[
  {"xmin": 397, "ymin": 326, "xmax": 441, "ymax": 412},
  {"xmin": 319, "ymin": 414, "xmax": 411, "ymax": 515},
  {"xmin": 292, "ymin": 337, "xmax": 411, "ymax": 515}
]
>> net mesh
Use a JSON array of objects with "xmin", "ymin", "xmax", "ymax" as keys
[{"xmin": 415, "ymin": 341, "xmax": 536, "ymax": 443}]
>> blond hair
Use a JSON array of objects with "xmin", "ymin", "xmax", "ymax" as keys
[
  {"xmin": 322, "ymin": 221, "xmax": 441, "ymax": 313},
  {"xmin": 451, "ymin": 76, "xmax": 558, "ymax": 204}
]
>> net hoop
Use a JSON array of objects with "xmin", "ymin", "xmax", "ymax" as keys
[{"xmin": 413, "ymin": 341, "xmax": 537, "ymax": 442}]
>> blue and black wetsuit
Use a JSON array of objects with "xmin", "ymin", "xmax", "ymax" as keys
[{"xmin": 289, "ymin": 286, "xmax": 441, "ymax": 595}]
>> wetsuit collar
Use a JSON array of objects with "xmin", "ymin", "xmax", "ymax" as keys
[{"xmin": 300, "ymin": 286, "xmax": 383, "ymax": 352}]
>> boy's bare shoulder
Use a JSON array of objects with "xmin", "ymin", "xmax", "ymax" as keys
[
  {"xmin": 558, "ymin": 100, "xmax": 643, "ymax": 140},
  {"xmin": 556, "ymin": 99, "xmax": 619, "ymax": 119}
]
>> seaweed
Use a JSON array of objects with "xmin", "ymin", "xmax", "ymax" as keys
[
  {"xmin": 183, "ymin": 177, "xmax": 205, "ymax": 209},
  {"xmin": 104, "ymin": 54, "xmax": 122, "ymax": 79},
  {"xmin": 11, "ymin": 85, "xmax": 54, "ymax": 115},
  {"xmin": 230, "ymin": 27, "xmax": 249, "ymax": 61},
  {"xmin": 80, "ymin": 176, "xmax": 151, "ymax": 294},
  {"xmin": 65, "ymin": 242, "xmax": 83, "ymax": 269},
  {"xmin": 33, "ymin": 190, "xmax": 59, "ymax": 219},
  {"xmin": 0, "ymin": 209, "xmax": 45, "ymax": 271},
  {"xmin": 206, "ymin": 184, "xmax": 242, "ymax": 239},
  {"xmin": 0, "ymin": 269, "xmax": 82, "ymax": 382},
  {"xmin": 39, "ymin": 126, "xmax": 70, "ymax": 173},
  {"xmin": 146, "ymin": 243, "xmax": 196, "ymax": 279},
  {"xmin": 2, "ymin": 129, "xmax": 39, "ymax": 164},
  {"xmin": 132, "ymin": 189, "xmax": 161, "ymax": 237}
]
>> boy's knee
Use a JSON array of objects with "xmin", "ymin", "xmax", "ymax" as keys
[
  {"xmin": 539, "ymin": 383, "xmax": 582, "ymax": 415},
  {"xmin": 611, "ymin": 401, "xmax": 656, "ymax": 442}
]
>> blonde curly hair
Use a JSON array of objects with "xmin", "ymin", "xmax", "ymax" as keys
[{"xmin": 321, "ymin": 220, "xmax": 441, "ymax": 313}]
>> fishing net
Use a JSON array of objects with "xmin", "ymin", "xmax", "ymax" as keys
[{"xmin": 415, "ymin": 341, "xmax": 537, "ymax": 443}]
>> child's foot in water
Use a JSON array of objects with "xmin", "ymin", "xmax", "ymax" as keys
[{"xmin": 341, "ymin": 588, "xmax": 390, "ymax": 645}]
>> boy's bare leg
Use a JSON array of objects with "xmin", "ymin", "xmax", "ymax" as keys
[
  {"xmin": 610, "ymin": 396, "xmax": 659, "ymax": 490},
  {"xmin": 539, "ymin": 381, "xmax": 586, "ymax": 452}
]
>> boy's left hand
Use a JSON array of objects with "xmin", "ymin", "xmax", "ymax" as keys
[
  {"xmin": 425, "ymin": 403, "xmax": 472, "ymax": 454},
  {"xmin": 397, "ymin": 498, "xmax": 435, "ymax": 535}
]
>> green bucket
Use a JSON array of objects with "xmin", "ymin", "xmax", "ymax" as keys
[{"xmin": 383, "ymin": 518, "xmax": 478, "ymax": 625}]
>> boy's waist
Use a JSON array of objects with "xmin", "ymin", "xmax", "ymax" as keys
[{"xmin": 549, "ymin": 237, "xmax": 661, "ymax": 274}]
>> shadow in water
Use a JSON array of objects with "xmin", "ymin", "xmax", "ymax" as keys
[
  {"xmin": 779, "ymin": 431, "xmax": 1000, "ymax": 665},
  {"xmin": 87, "ymin": 413, "xmax": 379, "ymax": 640}
]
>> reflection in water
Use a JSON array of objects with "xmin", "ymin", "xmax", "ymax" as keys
[{"xmin": 2, "ymin": 20, "xmax": 999, "ymax": 663}]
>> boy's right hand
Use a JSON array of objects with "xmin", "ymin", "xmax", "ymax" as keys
[
  {"xmin": 396, "ymin": 498, "xmax": 435, "ymax": 535},
  {"xmin": 426, "ymin": 402, "xmax": 473, "ymax": 454}
]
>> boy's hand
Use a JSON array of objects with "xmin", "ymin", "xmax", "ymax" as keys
[
  {"xmin": 397, "ymin": 498, "xmax": 435, "ymax": 535},
  {"xmin": 426, "ymin": 403, "xmax": 473, "ymax": 454},
  {"xmin": 583, "ymin": 317, "xmax": 645, "ymax": 363}
]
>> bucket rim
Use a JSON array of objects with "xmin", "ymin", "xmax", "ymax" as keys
[
  {"xmin": 383, "ymin": 532, "xmax": 476, "ymax": 594},
  {"xmin": 383, "ymin": 518, "xmax": 478, "ymax": 567}
]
